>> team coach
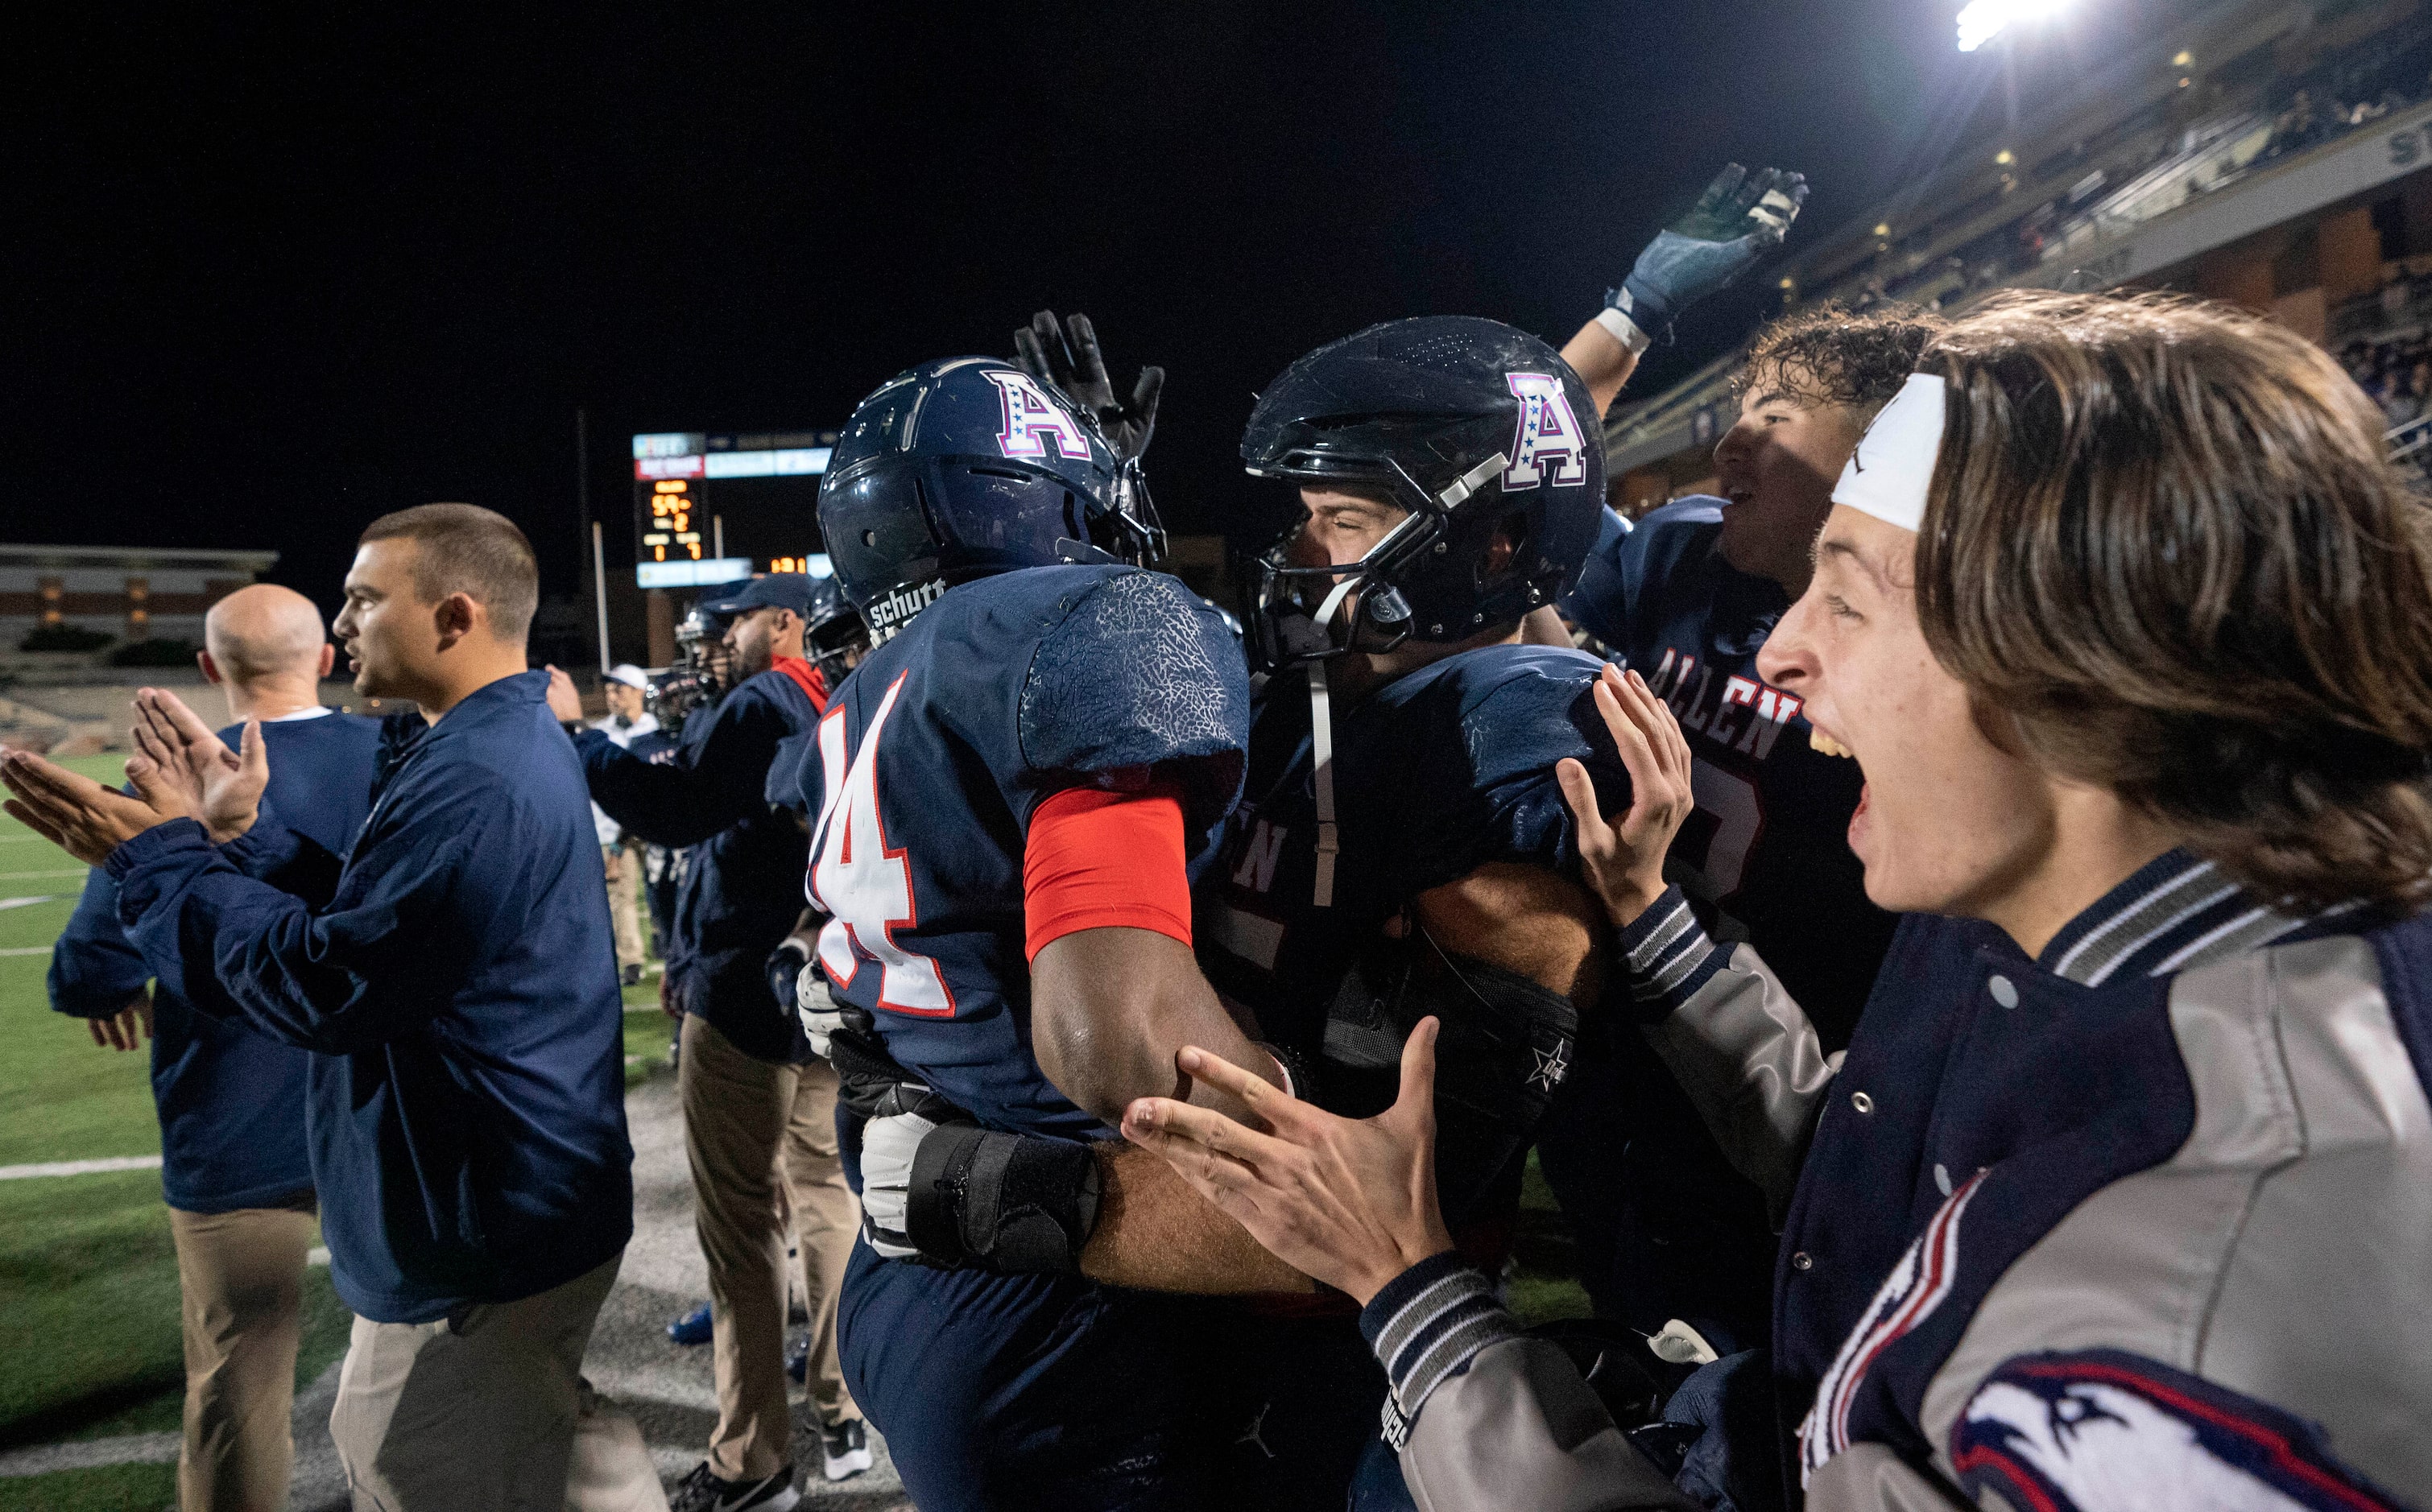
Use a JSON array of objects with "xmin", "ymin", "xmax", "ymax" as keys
[{"xmin": 1, "ymin": 504, "xmax": 657, "ymax": 1511}]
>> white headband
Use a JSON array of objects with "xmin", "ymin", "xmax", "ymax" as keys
[{"xmin": 1830, "ymin": 372, "xmax": 1946, "ymax": 534}]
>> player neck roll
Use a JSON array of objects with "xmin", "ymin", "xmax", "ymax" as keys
[{"xmin": 1830, "ymin": 372, "xmax": 1945, "ymax": 533}]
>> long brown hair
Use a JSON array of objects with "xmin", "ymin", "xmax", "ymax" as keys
[{"xmin": 1917, "ymin": 290, "xmax": 2432, "ymax": 914}]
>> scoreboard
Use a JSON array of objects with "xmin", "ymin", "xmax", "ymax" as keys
[{"xmin": 632, "ymin": 432, "xmax": 837, "ymax": 586}]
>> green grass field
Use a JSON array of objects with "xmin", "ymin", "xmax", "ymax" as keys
[{"xmin": 0, "ymin": 756, "xmax": 675, "ymax": 1509}]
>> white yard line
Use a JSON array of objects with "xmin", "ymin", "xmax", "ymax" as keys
[
  {"xmin": 0, "ymin": 870, "xmax": 87, "ymax": 881},
  {"xmin": 0, "ymin": 946, "xmax": 56, "ymax": 956},
  {"xmin": 0, "ymin": 1155, "xmax": 161, "ymax": 1180}
]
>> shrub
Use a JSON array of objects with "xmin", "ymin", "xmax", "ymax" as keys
[
  {"xmin": 18, "ymin": 624, "xmax": 113, "ymax": 653},
  {"xmin": 105, "ymin": 638, "xmax": 201, "ymax": 668}
]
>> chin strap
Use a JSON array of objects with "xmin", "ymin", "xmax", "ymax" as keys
[
  {"xmin": 1307, "ymin": 576, "xmax": 1360, "ymax": 909},
  {"xmin": 1301, "ymin": 451, "xmax": 1508, "ymax": 911}
]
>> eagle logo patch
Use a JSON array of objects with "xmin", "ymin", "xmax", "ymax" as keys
[{"xmin": 1950, "ymin": 1350, "xmax": 2409, "ymax": 1512}]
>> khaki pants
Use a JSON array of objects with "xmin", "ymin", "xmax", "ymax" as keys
[
  {"xmin": 169, "ymin": 1200, "xmax": 316, "ymax": 1512},
  {"xmin": 602, "ymin": 845, "xmax": 647, "ymax": 969},
  {"xmin": 329, "ymin": 1252, "xmax": 665, "ymax": 1512},
  {"xmin": 678, "ymin": 1014, "xmax": 861, "ymax": 1482}
]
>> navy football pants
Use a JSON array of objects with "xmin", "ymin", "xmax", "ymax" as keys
[{"xmin": 840, "ymin": 1240, "xmax": 1233, "ymax": 1511}]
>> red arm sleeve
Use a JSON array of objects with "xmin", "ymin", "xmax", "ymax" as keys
[{"xmin": 1023, "ymin": 783, "xmax": 1193, "ymax": 962}]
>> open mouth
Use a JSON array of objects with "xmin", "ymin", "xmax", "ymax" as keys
[
  {"xmin": 1809, "ymin": 718, "xmax": 1871, "ymax": 852},
  {"xmin": 1722, "ymin": 485, "xmax": 1755, "ymax": 508}
]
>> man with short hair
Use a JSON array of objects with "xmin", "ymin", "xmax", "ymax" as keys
[
  {"xmin": 2, "ymin": 502, "xmax": 659, "ymax": 1512},
  {"xmin": 593, "ymin": 663, "xmax": 660, "ymax": 985},
  {"xmin": 553, "ymin": 574, "xmax": 865, "ymax": 1505},
  {"xmin": 48, "ymin": 584, "xmax": 382, "ymax": 1512}
]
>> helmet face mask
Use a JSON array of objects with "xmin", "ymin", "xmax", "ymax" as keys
[
  {"xmin": 1239, "ymin": 316, "xmax": 1607, "ymax": 674},
  {"xmin": 819, "ymin": 357, "xmax": 1156, "ymax": 644},
  {"xmin": 802, "ymin": 574, "xmax": 872, "ymax": 688}
]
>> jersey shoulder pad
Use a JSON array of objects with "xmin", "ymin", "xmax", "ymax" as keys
[
  {"xmin": 1434, "ymin": 644, "xmax": 1612, "ymax": 783},
  {"xmin": 1562, "ymin": 498, "xmax": 1721, "ymax": 647},
  {"xmin": 1018, "ymin": 567, "xmax": 1248, "ymax": 781},
  {"xmin": 1350, "ymin": 646, "xmax": 1632, "ymax": 883},
  {"xmin": 1615, "ymin": 497, "xmax": 1725, "ymax": 587}
]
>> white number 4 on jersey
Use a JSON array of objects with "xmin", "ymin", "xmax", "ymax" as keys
[{"xmin": 809, "ymin": 671, "xmax": 957, "ymax": 1017}]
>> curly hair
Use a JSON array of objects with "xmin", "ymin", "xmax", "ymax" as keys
[
  {"xmin": 1736, "ymin": 302, "xmax": 1946, "ymax": 412},
  {"xmin": 1917, "ymin": 290, "xmax": 2432, "ymax": 915}
]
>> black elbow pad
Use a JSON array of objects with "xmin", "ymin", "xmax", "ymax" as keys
[{"xmin": 904, "ymin": 1125, "xmax": 1103, "ymax": 1274}]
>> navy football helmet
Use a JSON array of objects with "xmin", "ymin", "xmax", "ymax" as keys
[
  {"xmin": 802, "ymin": 572, "xmax": 870, "ymax": 688},
  {"xmin": 818, "ymin": 357, "xmax": 1162, "ymax": 643},
  {"xmin": 1241, "ymin": 316, "xmax": 1607, "ymax": 670}
]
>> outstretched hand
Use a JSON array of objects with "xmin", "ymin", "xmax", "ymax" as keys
[
  {"xmin": 1012, "ymin": 310, "xmax": 1164, "ymax": 462},
  {"xmin": 128, "ymin": 688, "xmax": 265, "ymax": 844},
  {"xmin": 1, "ymin": 748, "xmax": 173, "ymax": 865},
  {"xmin": 1119, "ymin": 1018, "xmax": 1454, "ymax": 1306},
  {"xmin": 1555, "ymin": 664, "xmax": 1694, "ymax": 929}
]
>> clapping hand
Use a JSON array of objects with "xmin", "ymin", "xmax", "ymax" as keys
[
  {"xmin": 1013, "ymin": 311, "xmax": 1164, "ymax": 462},
  {"xmin": 128, "ymin": 688, "xmax": 266, "ymax": 845},
  {"xmin": 1, "ymin": 748, "xmax": 176, "ymax": 865}
]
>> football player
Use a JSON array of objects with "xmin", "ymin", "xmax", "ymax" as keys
[
  {"xmin": 802, "ymin": 353, "xmax": 1297, "ymax": 1511},
  {"xmin": 852, "ymin": 318, "xmax": 1643, "ymax": 1510},
  {"xmin": 1541, "ymin": 304, "xmax": 1940, "ymax": 1347}
]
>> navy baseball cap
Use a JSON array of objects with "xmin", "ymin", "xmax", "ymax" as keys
[{"xmin": 701, "ymin": 573, "xmax": 817, "ymax": 618}]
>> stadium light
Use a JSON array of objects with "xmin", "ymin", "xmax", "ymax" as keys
[{"xmin": 1957, "ymin": 0, "xmax": 2066, "ymax": 52}]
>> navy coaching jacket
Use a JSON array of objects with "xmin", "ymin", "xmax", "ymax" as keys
[
  {"xmin": 577, "ymin": 665, "xmax": 824, "ymax": 1064},
  {"xmin": 107, "ymin": 671, "xmax": 635, "ymax": 1324}
]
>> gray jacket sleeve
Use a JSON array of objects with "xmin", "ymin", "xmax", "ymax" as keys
[
  {"xmin": 1363, "ymin": 1254, "xmax": 1698, "ymax": 1512},
  {"xmin": 1611, "ymin": 886, "xmax": 1838, "ymax": 1222}
]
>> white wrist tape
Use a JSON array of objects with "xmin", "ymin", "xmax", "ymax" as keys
[{"xmin": 1595, "ymin": 304, "xmax": 1653, "ymax": 356}]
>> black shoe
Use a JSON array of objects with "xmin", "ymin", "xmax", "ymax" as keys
[
  {"xmin": 820, "ymin": 1419, "xmax": 872, "ymax": 1482},
  {"xmin": 620, "ymin": 963, "xmax": 643, "ymax": 986},
  {"xmin": 784, "ymin": 1334, "xmax": 809, "ymax": 1384},
  {"xmin": 670, "ymin": 1460, "xmax": 800, "ymax": 1512}
]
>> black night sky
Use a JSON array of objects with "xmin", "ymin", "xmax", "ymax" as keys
[{"xmin": 12, "ymin": 2, "xmax": 2182, "ymax": 627}]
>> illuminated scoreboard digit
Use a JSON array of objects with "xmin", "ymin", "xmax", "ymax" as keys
[
  {"xmin": 641, "ymin": 479, "xmax": 706, "ymax": 563},
  {"xmin": 633, "ymin": 431, "xmax": 836, "ymax": 587}
]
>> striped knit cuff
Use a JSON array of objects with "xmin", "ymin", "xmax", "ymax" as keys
[
  {"xmin": 1615, "ymin": 885, "xmax": 1724, "ymax": 1022},
  {"xmin": 1360, "ymin": 1252, "xmax": 1520, "ymax": 1442}
]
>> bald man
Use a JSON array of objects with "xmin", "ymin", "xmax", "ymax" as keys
[{"xmin": 48, "ymin": 585, "xmax": 384, "ymax": 1512}]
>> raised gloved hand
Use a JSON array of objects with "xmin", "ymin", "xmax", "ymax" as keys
[
  {"xmin": 1012, "ymin": 310, "xmax": 1164, "ymax": 462},
  {"xmin": 1611, "ymin": 165, "xmax": 1809, "ymax": 349}
]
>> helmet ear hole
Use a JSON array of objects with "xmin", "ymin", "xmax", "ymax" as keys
[{"xmin": 1479, "ymin": 510, "xmax": 1528, "ymax": 585}]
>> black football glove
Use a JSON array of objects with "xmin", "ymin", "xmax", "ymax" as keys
[
  {"xmin": 1613, "ymin": 165, "xmax": 1809, "ymax": 345},
  {"xmin": 1012, "ymin": 310, "xmax": 1164, "ymax": 462}
]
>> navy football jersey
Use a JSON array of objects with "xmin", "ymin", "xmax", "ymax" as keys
[
  {"xmin": 807, "ymin": 564, "xmax": 1248, "ymax": 1140},
  {"xmin": 1565, "ymin": 498, "xmax": 1893, "ymax": 1044},
  {"xmin": 1197, "ymin": 644, "xmax": 1631, "ymax": 1065}
]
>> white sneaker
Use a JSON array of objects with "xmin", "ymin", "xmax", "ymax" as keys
[{"xmin": 820, "ymin": 1419, "xmax": 874, "ymax": 1482}]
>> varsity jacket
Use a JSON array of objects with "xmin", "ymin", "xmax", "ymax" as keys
[{"xmin": 1369, "ymin": 852, "xmax": 2430, "ymax": 1510}]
